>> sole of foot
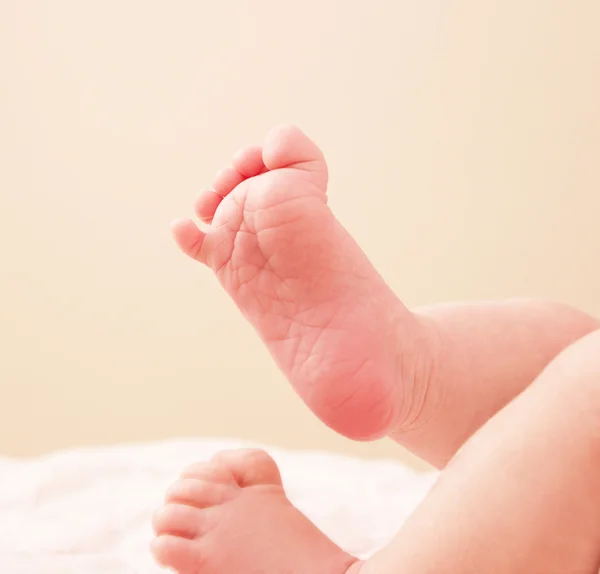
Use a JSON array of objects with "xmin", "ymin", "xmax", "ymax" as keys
[{"xmin": 172, "ymin": 125, "xmax": 437, "ymax": 440}]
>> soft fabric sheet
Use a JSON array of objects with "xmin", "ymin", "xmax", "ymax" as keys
[{"xmin": 0, "ymin": 439, "xmax": 438, "ymax": 573}]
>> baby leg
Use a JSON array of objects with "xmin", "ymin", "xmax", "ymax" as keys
[
  {"xmin": 361, "ymin": 328, "xmax": 600, "ymax": 573},
  {"xmin": 174, "ymin": 125, "xmax": 598, "ymax": 468},
  {"xmin": 152, "ymin": 331, "xmax": 600, "ymax": 573},
  {"xmin": 400, "ymin": 299, "xmax": 599, "ymax": 466}
]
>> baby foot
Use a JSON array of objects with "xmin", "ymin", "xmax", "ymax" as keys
[
  {"xmin": 172, "ymin": 125, "xmax": 437, "ymax": 440},
  {"xmin": 151, "ymin": 448, "xmax": 360, "ymax": 574}
]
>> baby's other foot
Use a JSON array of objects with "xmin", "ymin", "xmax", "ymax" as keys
[
  {"xmin": 151, "ymin": 449, "xmax": 359, "ymax": 574},
  {"xmin": 172, "ymin": 125, "xmax": 437, "ymax": 440}
]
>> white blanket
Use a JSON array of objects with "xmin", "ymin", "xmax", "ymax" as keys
[{"xmin": 0, "ymin": 439, "xmax": 438, "ymax": 573}]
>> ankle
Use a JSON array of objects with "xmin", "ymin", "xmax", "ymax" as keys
[{"xmin": 391, "ymin": 311, "xmax": 444, "ymax": 432}]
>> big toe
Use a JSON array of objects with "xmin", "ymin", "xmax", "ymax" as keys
[
  {"xmin": 211, "ymin": 448, "xmax": 283, "ymax": 487},
  {"xmin": 263, "ymin": 124, "xmax": 328, "ymax": 189}
]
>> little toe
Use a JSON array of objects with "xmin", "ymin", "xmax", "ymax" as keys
[
  {"xmin": 232, "ymin": 145, "xmax": 266, "ymax": 178},
  {"xmin": 171, "ymin": 218, "xmax": 206, "ymax": 263},
  {"xmin": 152, "ymin": 535, "xmax": 206, "ymax": 573},
  {"xmin": 194, "ymin": 190, "xmax": 223, "ymax": 223},
  {"xmin": 166, "ymin": 478, "xmax": 235, "ymax": 508},
  {"xmin": 211, "ymin": 449, "xmax": 283, "ymax": 487},
  {"xmin": 212, "ymin": 167, "xmax": 245, "ymax": 198},
  {"xmin": 152, "ymin": 503, "xmax": 205, "ymax": 539}
]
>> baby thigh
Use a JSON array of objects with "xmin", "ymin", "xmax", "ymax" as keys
[{"xmin": 363, "ymin": 328, "xmax": 600, "ymax": 574}]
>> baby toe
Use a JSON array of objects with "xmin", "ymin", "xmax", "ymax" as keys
[
  {"xmin": 211, "ymin": 448, "xmax": 283, "ymax": 487},
  {"xmin": 262, "ymin": 124, "xmax": 328, "ymax": 189},
  {"xmin": 212, "ymin": 167, "xmax": 244, "ymax": 197},
  {"xmin": 171, "ymin": 218, "xmax": 206, "ymax": 263},
  {"xmin": 152, "ymin": 535, "xmax": 206, "ymax": 573},
  {"xmin": 181, "ymin": 461, "xmax": 238, "ymax": 486},
  {"xmin": 195, "ymin": 190, "xmax": 222, "ymax": 223},
  {"xmin": 166, "ymin": 478, "xmax": 235, "ymax": 508},
  {"xmin": 232, "ymin": 144, "xmax": 266, "ymax": 178},
  {"xmin": 152, "ymin": 503, "xmax": 206, "ymax": 539}
]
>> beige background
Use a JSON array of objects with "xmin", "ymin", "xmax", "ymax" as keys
[{"xmin": 1, "ymin": 1, "xmax": 599, "ymax": 466}]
